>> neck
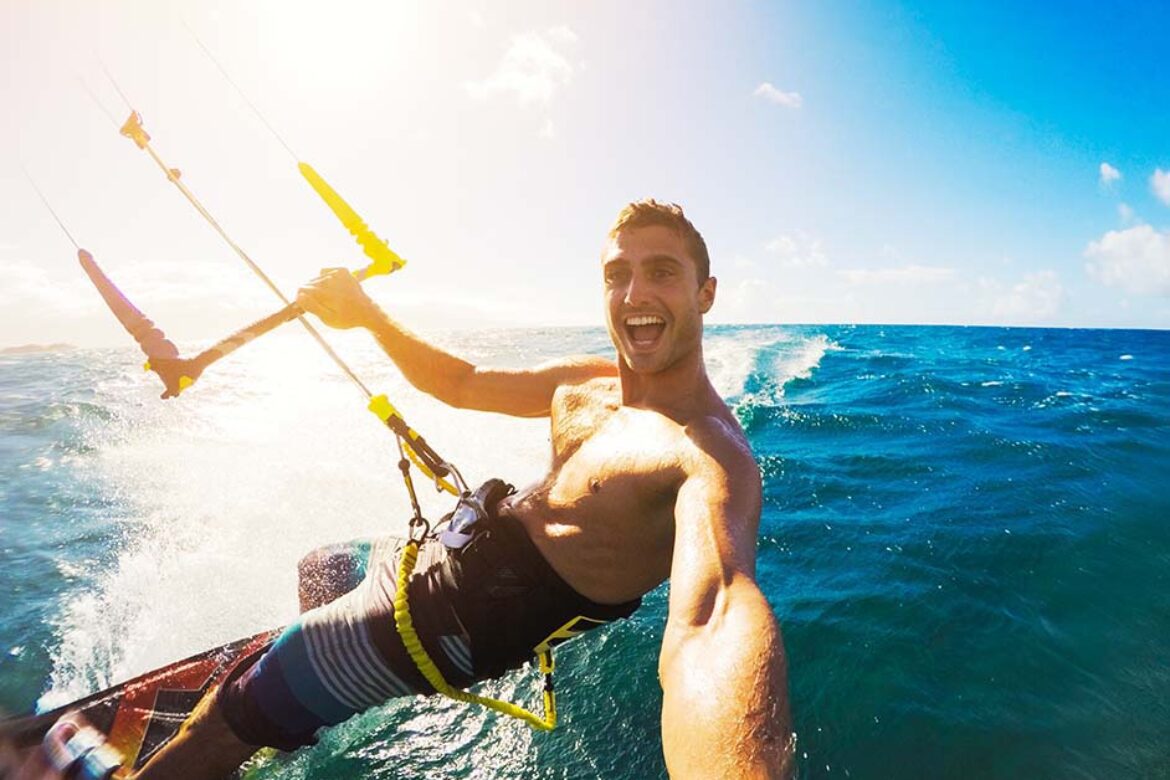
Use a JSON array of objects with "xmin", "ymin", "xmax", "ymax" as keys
[{"xmin": 617, "ymin": 344, "xmax": 715, "ymax": 422}]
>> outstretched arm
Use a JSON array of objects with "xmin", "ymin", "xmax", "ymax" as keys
[
  {"xmin": 297, "ymin": 269, "xmax": 615, "ymax": 416},
  {"xmin": 659, "ymin": 438, "xmax": 793, "ymax": 778}
]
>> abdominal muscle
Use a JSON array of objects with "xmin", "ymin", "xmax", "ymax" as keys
[
  {"xmin": 488, "ymin": 383, "xmax": 690, "ymax": 604},
  {"xmin": 501, "ymin": 443, "xmax": 683, "ymax": 605}
]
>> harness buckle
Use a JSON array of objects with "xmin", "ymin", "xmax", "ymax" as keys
[
  {"xmin": 408, "ymin": 516, "xmax": 430, "ymax": 545},
  {"xmin": 438, "ymin": 479, "xmax": 514, "ymax": 550}
]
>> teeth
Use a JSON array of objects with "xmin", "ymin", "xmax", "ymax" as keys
[{"xmin": 625, "ymin": 315, "xmax": 665, "ymax": 326}]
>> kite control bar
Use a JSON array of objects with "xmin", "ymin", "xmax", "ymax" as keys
[
  {"xmin": 96, "ymin": 111, "xmax": 407, "ymax": 398},
  {"xmin": 79, "ymin": 246, "xmax": 381, "ymax": 399}
]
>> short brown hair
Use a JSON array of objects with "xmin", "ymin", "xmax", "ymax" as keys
[{"xmin": 608, "ymin": 199, "xmax": 710, "ymax": 281}]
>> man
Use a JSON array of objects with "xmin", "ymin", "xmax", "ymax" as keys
[{"xmin": 132, "ymin": 200, "xmax": 792, "ymax": 778}]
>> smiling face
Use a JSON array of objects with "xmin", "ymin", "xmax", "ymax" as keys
[{"xmin": 602, "ymin": 224, "xmax": 717, "ymax": 375}]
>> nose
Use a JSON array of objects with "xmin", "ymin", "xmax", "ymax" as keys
[{"xmin": 623, "ymin": 271, "xmax": 651, "ymax": 307}]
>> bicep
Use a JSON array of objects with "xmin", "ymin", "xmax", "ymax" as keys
[
  {"xmin": 453, "ymin": 354, "xmax": 616, "ymax": 417},
  {"xmin": 660, "ymin": 465, "xmax": 760, "ymax": 683},
  {"xmin": 665, "ymin": 464, "xmax": 761, "ymax": 629}
]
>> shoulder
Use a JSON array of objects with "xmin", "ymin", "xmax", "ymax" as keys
[
  {"xmin": 539, "ymin": 354, "xmax": 618, "ymax": 377},
  {"xmin": 684, "ymin": 413, "xmax": 757, "ymax": 477},
  {"xmin": 538, "ymin": 355, "xmax": 618, "ymax": 390},
  {"xmin": 552, "ymin": 371, "xmax": 619, "ymax": 404},
  {"xmin": 680, "ymin": 413, "xmax": 761, "ymax": 503}
]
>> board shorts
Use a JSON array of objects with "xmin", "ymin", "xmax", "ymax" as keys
[{"xmin": 218, "ymin": 495, "xmax": 642, "ymax": 750}]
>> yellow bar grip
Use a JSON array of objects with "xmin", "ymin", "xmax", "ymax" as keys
[{"xmin": 299, "ymin": 162, "xmax": 406, "ymax": 279}]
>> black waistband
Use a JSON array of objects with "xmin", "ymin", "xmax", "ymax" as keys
[{"xmin": 485, "ymin": 511, "xmax": 642, "ymax": 621}]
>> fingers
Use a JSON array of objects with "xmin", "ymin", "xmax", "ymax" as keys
[
  {"xmin": 314, "ymin": 266, "xmax": 355, "ymax": 283},
  {"xmin": 295, "ymin": 286, "xmax": 336, "ymax": 321},
  {"xmin": 295, "ymin": 266, "xmax": 371, "ymax": 330},
  {"xmin": 298, "ymin": 267, "xmax": 346, "ymax": 305},
  {"xmin": 304, "ymin": 268, "xmax": 361, "ymax": 295}
]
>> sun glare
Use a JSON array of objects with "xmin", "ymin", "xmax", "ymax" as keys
[{"xmin": 242, "ymin": 0, "xmax": 425, "ymax": 104}]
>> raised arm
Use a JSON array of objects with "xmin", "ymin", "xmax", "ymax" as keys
[
  {"xmin": 296, "ymin": 269, "xmax": 616, "ymax": 416},
  {"xmin": 659, "ymin": 431, "xmax": 793, "ymax": 778}
]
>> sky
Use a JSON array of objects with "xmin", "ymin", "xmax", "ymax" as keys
[{"xmin": 1, "ymin": 0, "xmax": 1168, "ymax": 349}]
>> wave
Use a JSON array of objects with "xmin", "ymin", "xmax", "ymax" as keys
[
  {"xmin": 772, "ymin": 334, "xmax": 841, "ymax": 388},
  {"xmin": 732, "ymin": 333, "xmax": 842, "ymax": 412},
  {"xmin": 35, "ymin": 348, "xmax": 554, "ymax": 710},
  {"xmin": 704, "ymin": 327, "xmax": 795, "ymax": 399}
]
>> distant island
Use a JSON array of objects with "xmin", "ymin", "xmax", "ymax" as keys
[{"xmin": 0, "ymin": 343, "xmax": 76, "ymax": 355}]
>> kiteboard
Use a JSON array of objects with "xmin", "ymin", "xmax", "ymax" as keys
[{"xmin": 0, "ymin": 628, "xmax": 281, "ymax": 777}]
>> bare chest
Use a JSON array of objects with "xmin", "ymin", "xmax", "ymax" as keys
[
  {"xmin": 546, "ymin": 383, "xmax": 684, "ymax": 506},
  {"xmin": 509, "ymin": 382, "xmax": 693, "ymax": 602}
]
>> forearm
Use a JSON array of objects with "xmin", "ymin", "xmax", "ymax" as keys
[
  {"xmin": 296, "ymin": 268, "xmax": 477, "ymax": 407},
  {"xmin": 661, "ymin": 580, "xmax": 793, "ymax": 779},
  {"xmin": 359, "ymin": 301, "xmax": 476, "ymax": 407},
  {"xmin": 297, "ymin": 268, "xmax": 609, "ymax": 416}
]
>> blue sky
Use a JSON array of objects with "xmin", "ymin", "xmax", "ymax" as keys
[{"xmin": 1, "ymin": 0, "xmax": 1167, "ymax": 348}]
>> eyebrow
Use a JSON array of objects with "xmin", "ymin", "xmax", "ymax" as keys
[
  {"xmin": 603, "ymin": 253, "xmax": 684, "ymax": 268},
  {"xmin": 645, "ymin": 254, "xmax": 684, "ymax": 267}
]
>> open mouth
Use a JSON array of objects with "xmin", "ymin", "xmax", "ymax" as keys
[{"xmin": 624, "ymin": 314, "xmax": 666, "ymax": 348}]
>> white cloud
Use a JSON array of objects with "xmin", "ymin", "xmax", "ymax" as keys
[
  {"xmin": 465, "ymin": 27, "xmax": 578, "ymax": 105},
  {"xmin": 1118, "ymin": 203, "xmax": 1135, "ymax": 224},
  {"xmin": 112, "ymin": 261, "xmax": 271, "ymax": 308},
  {"xmin": 764, "ymin": 233, "xmax": 827, "ymax": 267},
  {"xmin": 544, "ymin": 25, "xmax": 577, "ymax": 46},
  {"xmin": 836, "ymin": 264, "xmax": 956, "ymax": 285},
  {"xmin": 753, "ymin": 82, "xmax": 803, "ymax": 109},
  {"xmin": 989, "ymin": 271, "xmax": 1064, "ymax": 321},
  {"xmin": 1084, "ymin": 224, "xmax": 1170, "ymax": 296},
  {"xmin": 1099, "ymin": 162, "xmax": 1121, "ymax": 186},
  {"xmin": 0, "ymin": 259, "xmax": 97, "ymax": 314},
  {"xmin": 1151, "ymin": 168, "xmax": 1170, "ymax": 206},
  {"xmin": 715, "ymin": 276, "xmax": 847, "ymax": 324},
  {"xmin": 0, "ymin": 253, "xmax": 288, "ymax": 347}
]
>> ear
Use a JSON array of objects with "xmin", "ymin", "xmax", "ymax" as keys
[{"xmin": 698, "ymin": 276, "xmax": 717, "ymax": 314}]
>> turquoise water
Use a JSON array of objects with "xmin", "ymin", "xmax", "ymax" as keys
[{"xmin": 1, "ymin": 325, "xmax": 1167, "ymax": 778}]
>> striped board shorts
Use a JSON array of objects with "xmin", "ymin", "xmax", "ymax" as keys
[{"xmin": 218, "ymin": 508, "xmax": 641, "ymax": 750}]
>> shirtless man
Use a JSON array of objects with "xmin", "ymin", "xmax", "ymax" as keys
[{"xmin": 130, "ymin": 199, "xmax": 792, "ymax": 779}]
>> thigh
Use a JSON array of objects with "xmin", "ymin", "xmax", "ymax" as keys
[{"xmin": 222, "ymin": 560, "xmax": 431, "ymax": 749}]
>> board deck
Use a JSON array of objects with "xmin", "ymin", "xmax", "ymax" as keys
[{"xmin": 0, "ymin": 628, "xmax": 282, "ymax": 777}]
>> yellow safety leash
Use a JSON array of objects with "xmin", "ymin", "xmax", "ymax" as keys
[{"xmin": 393, "ymin": 538, "xmax": 557, "ymax": 731}]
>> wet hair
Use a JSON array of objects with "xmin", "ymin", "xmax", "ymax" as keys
[{"xmin": 607, "ymin": 199, "xmax": 710, "ymax": 281}]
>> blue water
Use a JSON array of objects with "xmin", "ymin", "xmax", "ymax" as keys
[{"xmin": 1, "ymin": 325, "xmax": 1167, "ymax": 778}]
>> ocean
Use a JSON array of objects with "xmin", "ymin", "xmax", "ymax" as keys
[{"xmin": 0, "ymin": 324, "xmax": 1167, "ymax": 778}]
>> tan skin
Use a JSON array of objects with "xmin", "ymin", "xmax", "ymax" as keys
[{"xmin": 126, "ymin": 224, "xmax": 792, "ymax": 779}]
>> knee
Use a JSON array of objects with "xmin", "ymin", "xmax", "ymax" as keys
[
  {"xmin": 296, "ymin": 547, "xmax": 332, "ymax": 586},
  {"xmin": 297, "ymin": 543, "xmax": 364, "ymax": 612},
  {"xmin": 298, "ymin": 548, "xmax": 335, "ymax": 612}
]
